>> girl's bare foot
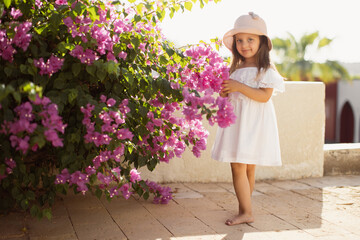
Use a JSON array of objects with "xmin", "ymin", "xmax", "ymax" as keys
[{"xmin": 225, "ymin": 214, "xmax": 254, "ymax": 226}]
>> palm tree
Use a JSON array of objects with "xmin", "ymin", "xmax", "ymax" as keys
[{"xmin": 272, "ymin": 32, "xmax": 350, "ymax": 82}]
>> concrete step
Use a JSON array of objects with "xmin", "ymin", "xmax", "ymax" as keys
[{"xmin": 324, "ymin": 143, "xmax": 360, "ymax": 176}]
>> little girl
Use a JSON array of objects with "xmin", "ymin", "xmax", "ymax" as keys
[{"xmin": 211, "ymin": 12, "xmax": 285, "ymax": 226}]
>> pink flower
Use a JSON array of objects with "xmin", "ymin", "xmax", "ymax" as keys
[
  {"xmin": 109, "ymin": 187, "xmax": 119, "ymax": 198},
  {"xmin": 106, "ymin": 98, "xmax": 116, "ymax": 107},
  {"xmin": 112, "ymin": 145, "xmax": 124, "ymax": 162},
  {"xmin": 116, "ymin": 128, "xmax": 133, "ymax": 140},
  {"xmin": 34, "ymin": 55, "xmax": 64, "ymax": 76},
  {"xmin": 10, "ymin": 135, "xmax": 29, "ymax": 154},
  {"xmin": 44, "ymin": 129, "xmax": 63, "ymax": 147},
  {"xmin": 139, "ymin": 43, "xmax": 146, "ymax": 52},
  {"xmin": 55, "ymin": 0, "xmax": 67, "ymax": 5},
  {"xmin": 107, "ymin": 52, "xmax": 117, "ymax": 62},
  {"xmin": 119, "ymin": 183, "xmax": 132, "ymax": 199},
  {"xmin": 5, "ymin": 158, "xmax": 16, "ymax": 169},
  {"xmin": 97, "ymin": 172, "xmax": 111, "ymax": 185},
  {"xmin": 100, "ymin": 95, "xmax": 107, "ymax": 103},
  {"xmin": 13, "ymin": 21, "xmax": 32, "ymax": 51},
  {"xmin": 10, "ymin": 8, "xmax": 22, "ymax": 19},
  {"xmin": 118, "ymin": 51, "xmax": 127, "ymax": 60},
  {"xmin": 55, "ymin": 169, "xmax": 70, "ymax": 184},
  {"xmin": 35, "ymin": 0, "xmax": 44, "ymax": 8},
  {"xmin": 70, "ymin": 45, "xmax": 99, "ymax": 65},
  {"xmin": 129, "ymin": 169, "xmax": 141, "ymax": 183}
]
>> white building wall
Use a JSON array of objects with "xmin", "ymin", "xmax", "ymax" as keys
[{"xmin": 336, "ymin": 79, "xmax": 360, "ymax": 142}]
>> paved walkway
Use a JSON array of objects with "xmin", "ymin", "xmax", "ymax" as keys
[{"xmin": 1, "ymin": 175, "xmax": 360, "ymax": 240}]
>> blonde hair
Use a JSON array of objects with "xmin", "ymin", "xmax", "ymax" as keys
[{"xmin": 229, "ymin": 35, "xmax": 271, "ymax": 75}]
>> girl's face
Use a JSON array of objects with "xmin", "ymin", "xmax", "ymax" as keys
[{"xmin": 235, "ymin": 33, "xmax": 260, "ymax": 62}]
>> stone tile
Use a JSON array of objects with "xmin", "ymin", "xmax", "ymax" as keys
[
  {"xmin": 184, "ymin": 183, "xmax": 228, "ymax": 193},
  {"xmin": 254, "ymin": 182, "xmax": 283, "ymax": 194},
  {"xmin": 141, "ymin": 199, "xmax": 217, "ymax": 237},
  {"xmin": 63, "ymin": 192, "xmax": 103, "ymax": 211},
  {"xmin": 74, "ymin": 223, "xmax": 126, "ymax": 240},
  {"xmin": 200, "ymin": 192, "xmax": 237, "ymax": 211},
  {"xmin": 172, "ymin": 234, "xmax": 227, "ymax": 240},
  {"xmin": 26, "ymin": 201, "xmax": 76, "ymax": 240},
  {"xmin": 320, "ymin": 209, "xmax": 360, "ymax": 235},
  {"xmin": 173, "ymin": 197, "xmax": 222, "ymax": 213},
  {"xmin": 0, "ymin": 212, "xmax": 26, "ymax": 239},
  {"xmin": 106, "ymin": 197, "xmax": 172, "ymax": 240},
  {"xmin": 248, "ymin": 213, "xmax": 297, "ymax": 232},
  {"xmin": 292, "ymin": 188, "xmax": 324, "ymax": 201},
  {"xmin": 173, "ymin": 191, "xmax": 204, "ymax": 199},
  {"xmin": 216, "ymin": 182, "xmax": 234, "ymax": 192},
  {"xmin": 67, "ymin": 207, "xmax": 114, "ymax": 226},
  {"xmin": 264, "ymin": 229, "xmax": 316, "ymax": 240},
  {"xmin": 270, "ymin": 179, "xmax": 315, "ymax": 191}
]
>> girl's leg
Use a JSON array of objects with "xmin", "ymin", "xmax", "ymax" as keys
[
  {"xmin": 247, "ymin": 164, "xmax": 256, "ymax": 195},
  {"xmin": 226, "ymin": 163, "xmax": 254, "ymax": 226}
]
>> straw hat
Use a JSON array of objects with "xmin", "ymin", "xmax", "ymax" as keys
[{"xmin": 223, "ymin": 12, "xmax": 272, "ymax": 51}]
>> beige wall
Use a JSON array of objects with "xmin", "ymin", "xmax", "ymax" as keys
[{"xmin": 141, "ymin": 82, "xmax": 325, "ymax": 183}]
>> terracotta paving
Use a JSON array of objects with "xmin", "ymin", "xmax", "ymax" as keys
[{"xmin": 1, "ymin": 175, "xmax": 360, "ymax": 240}]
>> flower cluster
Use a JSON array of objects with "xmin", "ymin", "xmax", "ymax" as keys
[
  {"xmin": 55, "ymin": 169, "xmax": 89, "ymax": 193},
  {"xmin": 0, "ymin": 8, "xmax": 32, "ymax": 62},
  {"xmin": 0, "ymin": 158, "xmax": 16, "ymax": 183},
  {"xmin": 0, "ymin": 95, "xmax": 67, "ymax": 154},
  {"xmin": 146, "ymin": 180, "xmax": 173, "ymax": 204},
  {"xmin": 34, "ymin": 55, "xmax": 64, "ymax": 77},
  {"xmin": 56, "ymin": 96, "xmax": 135, "ymax": 197},
  {"xmin": 181, "ymin": 44, "xmax": 236, "ymax": 128},
  {"xmin": 81, "ymin": 96, "xmax": 132, "ymax": 147}
]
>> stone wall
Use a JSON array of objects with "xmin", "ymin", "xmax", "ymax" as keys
[{"xmin": 141, "ymin": 82, "xmax": 325, "ymax": 182}]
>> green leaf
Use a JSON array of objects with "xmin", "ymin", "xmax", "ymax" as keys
[
  {"xmin": 130, "ymin": 37, "xmax": 140, "ymax": 49},
  {"xmin": 20, "ymin": 199, "xmax": 29, "ymax": 210},
  {"xmin": 159, "ymin": 56, "xmax": 168, "ymax": 65},
  {"xmin": 42, "ymin": 208, "xmax": 52, "ymax": 220},
  {"xmin": 136, "ymin": 187, "xmax": 144, "ymax": 196},
  {"xmin": 72, "ymin": 63, "xmax": 82, "ymax": 76},
  {"xmin": 54, "ymin": 78, "xmax": 66, "ymax": 89},
  {"xmin": 11, "ymin": 91, "xmax": 21, "ymax": 103},
  {"xmin": 4, "ymin": 67, "xmax": 12, "ymax": 77},
  {"xmin": 184, "ymin": 1, "xmax": 193, "ymax": 11},
  {"xmin": 86, "ymin": 65, "xmax": 96, "ymax": 76},
  {"xmin": 96, "ymin": 69, "xmax": 106, "ymax": 82},
  {"xmin": 88, "ymin": 6, "xmax": 99, "ymax": 21},
  {"xmin": 30, "ymin": 205, "xmax": 40, "ymax": 217},
  {"xmin": 95, "ymin": 188, "xmax": 102, "ymax": 199},
  {"xmin": 143, "ymin": 191, "xmax": 149, "ymax": 200},
  {"xmin": 68, "ymin": 88, "xmax": 78, "ymax": 104},
  {"xmin": 136, "ymin": 3, "xmax": 144, "ymax": 16},
  {"xmin": 20, "ymin": 64, "xmax": 27, "ymax": 74},
  {"xmin": 4, "ymin": 0, "xmax": 11, "ymax": 8},
  {"xmin": 31, "ymin": 135, "xmax": 46, "ymax": 149},
  {"xmin": 318, "ymin": 37, "xmax": 332, "ymax": 48}
]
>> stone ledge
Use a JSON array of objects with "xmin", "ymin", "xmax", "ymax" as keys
[{"xmin": 324, "ymin": 143, "xmax": 360, "ymax": 176}]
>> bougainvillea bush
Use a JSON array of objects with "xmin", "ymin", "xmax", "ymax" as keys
[{"xmin": 0, "ymin": 0, "xmax": 234, "ymax": 218}]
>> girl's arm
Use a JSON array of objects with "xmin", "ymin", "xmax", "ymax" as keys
[{"xmin": 221, "ymin": 79, "xmax": 273, "ymax": 103}]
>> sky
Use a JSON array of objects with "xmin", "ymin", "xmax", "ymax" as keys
[{"xmin": 159, "ymin": 0, "xmax": 360, "ymax": 63}]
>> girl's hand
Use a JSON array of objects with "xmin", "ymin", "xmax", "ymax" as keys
[
  {"xmin": 219, "ymin": 89, "xmax": 228, "ymax": 97},
  {"xmin": 221, "ymin": 79, "xmax": 241, "ymax": 94}
]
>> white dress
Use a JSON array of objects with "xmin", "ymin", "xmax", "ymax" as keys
[{"xmin": 211, "ymin": 67, "xmax": 285, "ymax": 166}]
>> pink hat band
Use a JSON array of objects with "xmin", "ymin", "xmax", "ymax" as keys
[{"xmin": 223, "ymin": 12, "xmax": 272, "ymax": 51}]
